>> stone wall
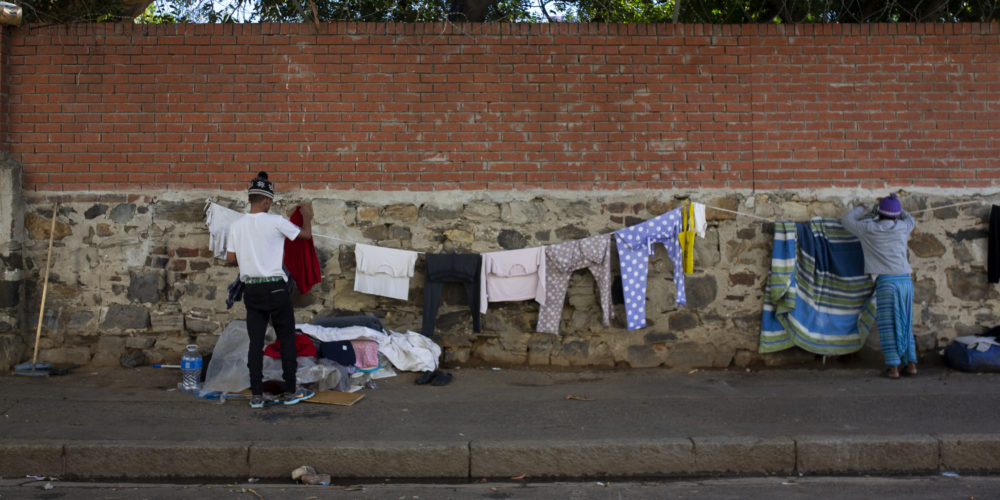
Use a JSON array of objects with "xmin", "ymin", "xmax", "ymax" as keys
[{"xmin": 6, "ymin": 189, "xmax": 996, "ymax": 370}]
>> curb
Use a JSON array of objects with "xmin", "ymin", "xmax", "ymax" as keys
[{"xmin": 2, "ymin": 434, "xmax": 998, "ymax": 480}]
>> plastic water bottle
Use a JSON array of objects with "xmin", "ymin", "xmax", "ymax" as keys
[{"xmin": 180, "ymin": 344, "xmax": 203, "ymax": 395}]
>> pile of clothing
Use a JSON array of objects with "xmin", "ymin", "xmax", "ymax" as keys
[{"xmin": 201, "ymin": 315, "xmax": 444, "ymax": 396}]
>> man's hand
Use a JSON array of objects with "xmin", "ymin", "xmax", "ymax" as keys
[{"xmin": 295, "ymin": 202, "xmax": 313, "ymax": 240}]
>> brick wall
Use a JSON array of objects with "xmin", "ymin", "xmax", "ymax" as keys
[{"xmin": 4, "ymin": 22, "xmax": 1000, "ymax": 193}]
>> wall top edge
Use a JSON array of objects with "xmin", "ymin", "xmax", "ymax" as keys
[
  {"xmin": 9, "ymin": 22, "xmax": 1000, "ymax": 40},
  {"xmin": 19, "ymin": 187, "xmax": 1000, "ymax": 208}
]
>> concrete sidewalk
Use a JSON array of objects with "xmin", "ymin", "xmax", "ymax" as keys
[{"xmin": 1, "ymin": 366, "xmax": 998, "ymax": 481}]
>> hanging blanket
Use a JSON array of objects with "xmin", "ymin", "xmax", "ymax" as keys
[{"xmin": 759, "ymin": 218, "xmax": 877, "ymax": 355}]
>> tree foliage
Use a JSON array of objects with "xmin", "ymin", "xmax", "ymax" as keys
[{"xmin": 16, "ymin": 0, "xmax": 1000, "ymax": 24}]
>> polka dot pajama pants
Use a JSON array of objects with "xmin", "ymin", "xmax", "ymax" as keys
[
  {"xmin": 535, "ymin": 234, "xmax": 613, "ymax": 335},
  {"xmin": 614, "ymin": 208, "xmax": 687, "ymax": 331}
]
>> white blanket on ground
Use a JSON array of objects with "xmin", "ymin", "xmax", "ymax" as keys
[{"xmin": 296, "ymin": 323, "xmax": 440, "ymax": 373}]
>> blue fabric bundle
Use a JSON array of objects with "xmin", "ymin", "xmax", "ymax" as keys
[{"xmin": 760, "ymin": 218, "xmax": 877, "ymax": 355}]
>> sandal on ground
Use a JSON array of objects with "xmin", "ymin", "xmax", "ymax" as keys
[{"xmin": 880, "ymin": 368, "xmax": 901, "ymax": 379}]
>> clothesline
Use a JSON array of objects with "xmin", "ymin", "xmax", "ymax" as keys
[
  {"xmin": 697, "ymin": 203, "xmax": 774, "ymax": 222},
  {"xmin": 210, "ymin": 197, "xmax": 993, "ymax": 256},
  {"xmin": 700, "ymin": 199, "xmax": 990, "ymax": 222},
  {"xmin": 909, "ymin": 200, "xmax": 986, "ymax": 214}
]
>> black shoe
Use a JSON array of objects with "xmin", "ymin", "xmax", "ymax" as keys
[
  {"xmin": 430, "ymin": 371, "xmax": 453, "ymax": 386},
  {"xmin": 415, "ymin": 371, "xmax": 436, "ymax": 385}
]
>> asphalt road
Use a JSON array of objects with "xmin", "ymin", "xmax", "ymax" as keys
[
  {"xmin": 2, "ymin": 475, "xmax": 998, "ymax": 500},
  {"xmin": 4, "ymin": 366, "xmax": 1000, "ymax": 443}
]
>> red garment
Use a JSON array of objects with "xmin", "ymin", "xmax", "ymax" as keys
[
  {"xmin": 284, "ymin": 206, "xmax": 322, "ymax": 294},
  {"xmin": 264, "ymin": 332, "xmax": 318, "ymax": 359}
]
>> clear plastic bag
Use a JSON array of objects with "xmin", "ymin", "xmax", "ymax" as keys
[{"xmin": 201, "ymin": 320, "xmax": 254, "ymax": 394}]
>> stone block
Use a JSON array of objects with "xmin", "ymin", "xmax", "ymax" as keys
[
  {"xmin": 527, "ymin": 335, "xmax": 555, "ymax": 366},
  {"xmin": 473, "ymin": 338, "xmax": 528, "ymax": 365},
  {"xmin": 184, "ymin": 312, "xmax": 218, "ymax": 334},
  {"xmin": 84, "ymin": 204, "xmax": 108, "ymax": 219},
  {"xmin": 195, "ymin": 333, "xmax": 220, "ymax": 348},
  {"xmin": 684, "ymin": 275, "xmax": 717, "ymax": 308},
  {"xmin": 0, "ymin": 279, "xmax": 21, "ymax": 308},
  {"xmin": 939, "ymin": 434, "xmax": 1000, "ymax": 471},
  {"xmin": 463, "ymin": 202, "xmax": 500, "ymax": 219},
  {"xmin": 421, "ymin": 205, "xmax": 461, "ymax": 221},
  {"xmin": 796, "ymin": 435, "xmax": 939, "ymax": 474},
  {"xmin": 946, "ymin": 268, "xmax": 992, "ymax": 302},
  {"xmin": 249, "ymin": 441, "xmax": 467, "ymax": 479},
  {"xmin": 64, "ymin": 441, "xmax": 250, "ymax": 479},
  {"xmin": 127, "ymin": 271, "xmax": 163, "ymax": 304},
  {"xmin": 356, "ymin": 205, "xmax": 380, "ymax": 224},
  {"xmin": 25, "ymin": 211, "xmax": 71, "ymax": 240},
  {"xmin": 497, "ymin": 229, "xmax": 526, "ymax": 249},
  {"xmin": 626, "ymin": 344, "xmax": 663, "ymax": 368},
  {"xmin": 361, "ymin": 224, "xmax": 389, "ymax": 240},
  {"xmin": 125, "ymin": 335, "xmax": 156, "ymax": 349},
  {"xmin": 150, "ymin": 311, "xmax": 184, "ymax": 333},
  {"xmin": 101, "ymin": 304, "xmax": 150, "ymax": 331},
  {"xmin": 154, "ymin": 335, "xmax": 193, "ymax": 357},
  {"xmin": 109, "ymin": 203, "xmax": 136, "ymax": 224},
  {"xmin": 471, "ymin": 439, "xmax": 694, "ymax": 478},
  {"xmin": 0, "ymin": 333, "xmax": 24, "ymax": 372},
  {"xmin": 91, "ymin": 336, "xmax": 127, "ymax": 367},
  {"xmin": 38, "ymin": 346, "xmax": 92, "ymax": 365},
  {"xmin": 0, "ymin": 439, "xmax": 65, "ymax": 477},
  {"xmin": 65, "ymin": 310, "xmax": 95, "ymax": 333},
  {"xmin": 383, "ymin": 203, "xmax": 418, "ymax": 222},
  {"xmin": 692, "ymin": 436, "xmax": 795, "ymax": 474},
  {"xmin": 501, "ymin": 200, "xmax": 546, "ymax": 223},
  {"xmin": 444, "ymin": 228, "xmax": 474, "ymax": 245},
  {"xmin": 90, "ymin": 351, "xmax": 121, "ymax": 367},
  {"xmin": 554, "ymin": 225, "xmax": 588, "ymax": 240},
  {"xmin": 152, "ymin": 200, "xmax": 207, "ymax": 224},
  {"xmin": 909, "ymin": 232, "xmax": 946, "ymax": 258}
]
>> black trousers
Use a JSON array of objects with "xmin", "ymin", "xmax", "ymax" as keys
[
  {"xmin": 422, "ymin": 253, "xmax": 482, "ymax": 337},
  {"xmin": 244, "ymin": 281, "xmax": 297, "ymax": 395}
]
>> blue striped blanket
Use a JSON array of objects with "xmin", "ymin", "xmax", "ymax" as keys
[{"xmin": 759, "ymin": 218, "xmax": 877, "ymax": 355}]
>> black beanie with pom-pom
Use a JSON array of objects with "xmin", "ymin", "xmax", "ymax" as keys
[{"xmin": 248, "ymin": 171, "xmax": 274, "ymax": 200}]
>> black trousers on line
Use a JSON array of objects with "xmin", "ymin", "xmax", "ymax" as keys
[
  {"xmin": 422, "ymin": 253, "xmax": 482, "ymax": 338},
  {"xmin": 244, "ymin": 280, "xmax": 298, "ymax": 395}
]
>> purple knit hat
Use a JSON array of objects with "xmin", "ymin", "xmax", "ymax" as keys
[{"xmin": 878, "ymin": 193, "xmax": 901, "ymax": 219}]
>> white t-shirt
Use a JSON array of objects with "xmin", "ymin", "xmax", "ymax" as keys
[
  {"xmin": 353, "ymin": 243, "xmax": 418, "ymax": 300},
  {"xmin": 226, "ymin": 212, "xmax": 301, "ymax": 280}
]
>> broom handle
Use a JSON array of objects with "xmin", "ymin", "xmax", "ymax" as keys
[{"xmin": 30, "ymin": 203, "xmax": 57, "ymax": 367}]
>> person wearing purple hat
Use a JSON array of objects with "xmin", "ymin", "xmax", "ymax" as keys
[
  {"xmin": 840, "ymin": 193, "xmax": 917, "ymax": 379},
  {"xmin": 226, "ymin": 172, "xmax": 316, "ymax": 407}
]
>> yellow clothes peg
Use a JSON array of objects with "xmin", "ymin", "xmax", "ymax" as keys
[{"xmin": 678, "ymin": 199, "xmax": 696, "ymax": 274}]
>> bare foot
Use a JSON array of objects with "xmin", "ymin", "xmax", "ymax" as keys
[
  {"xmin": 904, "ymin": 362, "xmax": 917, "ymax": 376},
  {"xmin": 881, "ymin": 366, "xmax": 901, "ymax": 379}
]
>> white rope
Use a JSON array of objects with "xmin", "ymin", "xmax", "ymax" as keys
[
  {"xmin": 312, "ymin": 233, "xmax": 426, "ymax": 254},
  {"xmin": 700, "ymin": 203, "xmax": 774, "ymax": 223},
  {"xmin": 908, "ymin": 200, "xmax": 986, "ymax": 215}
]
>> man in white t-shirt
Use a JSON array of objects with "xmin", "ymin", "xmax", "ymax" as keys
[{"xmin": 226, "ymin": 171, "xmax": 315, "ymax": 408}]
